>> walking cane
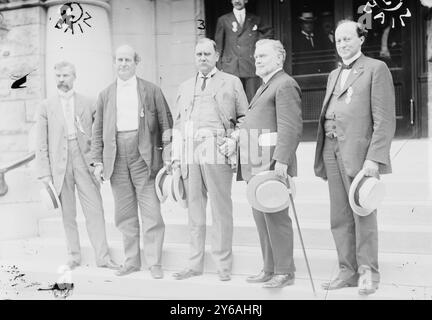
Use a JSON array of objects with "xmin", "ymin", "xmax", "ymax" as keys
[{"xmin": 287, "ymin": 180, "xmax": 316, "ymax": 296}]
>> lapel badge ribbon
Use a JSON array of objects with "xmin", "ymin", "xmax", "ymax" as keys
[
  {"xmin": 345, "ymin": 86, "xmax": 354, "ymax": 104},
  {"xmin": 232, "ymin": 21, "xmax": 238, "ymax": 32}
]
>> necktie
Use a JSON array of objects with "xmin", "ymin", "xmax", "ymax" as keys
[
  {"xmin": 201, "ymin": 76, "xmax": 208, "ymax": 91},
  {"xmin": 238, "ymin": 14, "xmax": 244, "ymax": 28},
  {"xmin": 306, "ymin": 33, "xmax": 314, "ymax": 48}
]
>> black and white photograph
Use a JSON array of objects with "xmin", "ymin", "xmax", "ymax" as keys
[{"xmin": 0, "ymin": 0, "xmax": 431, "ymax": 305}]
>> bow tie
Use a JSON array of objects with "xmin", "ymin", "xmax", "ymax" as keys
[{"xmin": 341, "ymin": 60, "xmax": 357, "ymax": 70}]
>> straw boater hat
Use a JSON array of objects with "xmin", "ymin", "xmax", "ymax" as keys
[
  {"xmin": 348, "ymin": 169, "xmax": 386, "ymax": 216},
  {"xmin": 247, "ymin": 170, "xmax": 296, "ymax": 213},
  {"xmin": 155, "ymin": 167, "xmax": 188, "ymax": 208},
  {"xmin": 171, "ymin": 169, "xmax": 187, "ymax": 209},
  {"xmin": 39, "ymin": 181, "xmax": 61, "ymax": 211},
  {"xmin": 298, "ymin": 11, "xmax": 317, "ymax": 21},
  {"xmin": 155, "ymin": 167, "xmax": 173, "ymax": 203}
]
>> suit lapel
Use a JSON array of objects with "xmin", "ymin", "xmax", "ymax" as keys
[
  {"xmin": 185, "ymin": 76, "xmax": 197, "ymax": 120},
  {"xmin": 107, "ymin": 83, "xmax": 117, "ymax": 133},
  {"xmin": 238, "ymin": 14, "xmax": 252, "ymax": 36},
  {"xmin": 338, "ymin": 55, "xmax": 365, "ymax": 97},
  {"xmin": 208, "ymin": 71, "xmax": 225, "ymax": 96},
  {"xmin": 322, "ymin": 68, "xmax": 342, "ymax": 109},
  {"xmin": 137, "ymin": 78, "xmax": 147, "ymax": 118},
  {"xmin": 73, "ymin": 93, "xmax": 85, "ymax": 134},
  {"xmin": 249, "ymin": 70, "xmax": 282, "ymax": 109},
  {"xmin": 50, "ymin": 96, "xmax": 66, "ymax": 135}
]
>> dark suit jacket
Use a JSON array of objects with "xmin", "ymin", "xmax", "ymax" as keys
[
  {"xmin": 314, "ymin": 54, "xmax": 396, "ymax": 179},
  {"xmin": 237, "ymin": 70, "xmax": 303, "ymax": 182},
  {"xmin": 91, "ymin": 77, "xmax": 173, "ymax": 180},
  {"xmin": 215, "ymin": 12, "xmax": 273, "ymax": 78},
  {"xmin": 36, "ymin": 93, "xmax": 97, "ymax": 193}
]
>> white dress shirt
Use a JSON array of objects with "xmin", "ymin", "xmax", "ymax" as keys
[
  {"xmin": 116, "ymin": 75, "xmax": 139, "ymax": 131},
  {"xmin": 233, "ymin": 8, "xmax": 246, "ymax": 27},
  {"xmin": 340, "ymin": 51, "xmax": 362, "ymax": 89},
  {"xmin": 301, "ymin": 30, "xmax": 315, "ymax": 48},
  {"xmin": 58, "ymin": 89, "xmax": 76, "ymax": 140}
]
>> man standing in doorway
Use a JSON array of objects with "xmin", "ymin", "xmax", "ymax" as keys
[
  {"xmin": 91, "ymin": 45, "xmax": 173, "ymax": 278},
  {"xmin": 215, "ymin": 0, "xmax": 273, "ymax": 102}
]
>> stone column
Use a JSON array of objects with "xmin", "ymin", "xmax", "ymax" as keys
[{"xmin": 44, "ymin": 0, "xmax": 113, "ymax": 99}]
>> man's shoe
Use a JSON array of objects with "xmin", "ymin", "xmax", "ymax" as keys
[
  {"xmin": 99, "ymin": 260, "xmax": 120, "ymax": 270},
  {"xmin": 218, "ymin": 270, "xmax": 231, "ymax": 281},
  {"xmin": 150, "ymin": 266, "xmax": 164, "ymax": 279},
  {"xmin": 358, "ymin": 268, "xmax": 379, "ymax": 296},
  {"xmin": 172, "ymin": 269, "xmax": 202, "ymax": 280},
  {"xmin": 246, "ymin": 271, "xmax": 274, "ymax": 283},
  {"xmin": 322, "ymin": 277, "xmax": 358, "ymax": 290},
  {"xmin": 262, "ymin": 274, "xmax": 295, "ymax": 288},
  {"xmin": 66, "ymin": 260, "xmax": 80, "ymax": 270},
  {"xmin": 115, "ymin": 265, "xmax": 140, "ymax": 276}
]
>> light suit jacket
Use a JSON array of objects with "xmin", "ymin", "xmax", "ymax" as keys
[
  {"xmin": 314, "ymin": 54, "xmax": 396, "ymax": 179},
  {"xmin": 237, "ymin": 70, "xmax": 303, "ymax": 182},
  {"xmin": 172, "ymin": 70, "xmax": 248, "ymax": 178},
  {"xmin": 35, "ymin": 93, "xmax": 97, "ymax": 194},
  {"xmin": 91, "ymin": 77, "xmax": 173, "ymax": 180}
]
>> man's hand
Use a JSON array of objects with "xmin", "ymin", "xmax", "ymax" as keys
[
  {"xmin": 40, "ymin": 176, "xmax": 52, "ymax": 185},
  {"xmin": 363, "ymin": 160, "xmax": 379, "ymax": 178},
  {"xmin": 93, "ymin": 164, "xmax": 104, "ymax": 184},
  {"xmin": 218, "ymin": 137, "xmax": 237, "ymax": 157},
  {"xmin": 274, "ymin": 161, "xmax": 288, "ymax": 179},
  {"xmin": 165, "ymin": 160, "xmax": 180, "ymax": 174}
]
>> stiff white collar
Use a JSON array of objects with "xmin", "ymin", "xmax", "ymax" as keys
[
  {"xmin": 262, "ymin": 67, "xmax": 282, "ymax": 84},
  {"xmin": 58, "ymin": 89, "xmax": 74, "ymax": 99},
  {"xmin": 233, "ymin": 8, "xmax": 246, "ymax": 17},
  {"xmin": 199, "ymin": 67, "xmax": 218, "ymax": 79},
  {"xmin": 342, "ymin": 51, "xmax": 362, "ymax": 66},
  {"xmin": 117, "ymin": 75, "xmax": 137, "ymax": 87}
]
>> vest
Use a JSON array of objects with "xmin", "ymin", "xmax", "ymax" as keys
[
  {"xmin": 190, "ymin": 79, "xmax": 224, "ymax": 138},
  {"xmin": 324, "ymin": 71, "xmax": 345, "ymax": 135}
]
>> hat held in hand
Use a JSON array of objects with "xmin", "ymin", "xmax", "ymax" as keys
[
  {"xmin": 349, "ymin": 169, "xmax": 386, "ymax": 216},
  {"xmin": 247, "ymin": 170, "xmax": 296, "ymax": 213}
]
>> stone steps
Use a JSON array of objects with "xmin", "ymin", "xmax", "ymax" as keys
[
  {"xmin": 1, "ymin": 237, "xmax": 432, "ymax": 288},
  {"xmin": 38, "ymin": 213, "xmax": 432, "ymax": 254},
  {"xmin": 0, "ymin": 252, "xmax": 430, "ymax": 300}
]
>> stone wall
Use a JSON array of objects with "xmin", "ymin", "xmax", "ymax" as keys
[
  {"xmin": 0, "ymin": 5, "xmax": 46, "ymax": 164},
  {"xmin": 155, "ymin": 0, "xmax": 202, "ymax": 113},
  {"xmin": 111, "ymin": 0, "xmax": 157, "ymax": 86}
]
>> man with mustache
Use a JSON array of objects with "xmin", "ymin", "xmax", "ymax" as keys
[
  {"xmin": 215, "ymin": 0, "xmax": 273, "ymax": 102},
  {"xmin": 171, "ymin": 38, "xmax": 248, "ymax": 281},
  {"xmin": 91, "ymin": 45, "xmax": 173, "ymax": 278},
  {"xmin": 35, "ymin": 61, "xmax": 118, "ymax": 270}
]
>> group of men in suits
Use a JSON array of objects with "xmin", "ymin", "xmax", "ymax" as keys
[{"xmin": 35, "ymin": 12, "xmax": 395, "ymax": 294}]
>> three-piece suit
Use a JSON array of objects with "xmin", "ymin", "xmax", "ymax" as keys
[{"xmin": 314, "ymin": 54, "xmax": 396, "ymax": 283}]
